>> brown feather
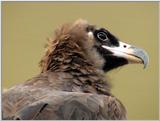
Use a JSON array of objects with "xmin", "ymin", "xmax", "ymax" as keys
[{"xmin": 2, "ymin": 19, "xmax": 126, "ymax": 120}]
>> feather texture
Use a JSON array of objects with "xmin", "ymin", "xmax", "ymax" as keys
[{"xmin": 2, "ymin": 19, "xmax": 127, "ymax": 120}]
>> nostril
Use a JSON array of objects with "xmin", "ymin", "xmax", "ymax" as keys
[{"xmin": 123, "ymin": 45, "xmax": 127, "ymax": 48}]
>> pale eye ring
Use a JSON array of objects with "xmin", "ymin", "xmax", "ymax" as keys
[{"xmin": 97, "ymin": 32, "xmax": 109, "ymax": 41}]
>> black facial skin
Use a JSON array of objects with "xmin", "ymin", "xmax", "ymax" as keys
[
  {"xmin": 94, "ymin": 28, "xmax": 119, "ymax": 47},
  {"xmin": 93, "ymin": 28, "xmax": 128, "ymax": 72}
]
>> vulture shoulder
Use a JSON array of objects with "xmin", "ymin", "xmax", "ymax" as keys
[
  {"xmin": 3, "ymin": 88, "xmax": 126, "ymax": 120},
  {"xmin": 2, "ymin": 71, "xmax": 126, "ymax": 120}
]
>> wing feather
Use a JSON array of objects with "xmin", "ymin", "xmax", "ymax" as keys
[{"xmin": 3, "ymin": 90, "xmax": 126, "ymax": 120}]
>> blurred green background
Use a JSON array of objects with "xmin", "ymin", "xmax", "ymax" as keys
[{"xmin": 2, "ymin": 2, "xmax": 159, "ymax": 120}]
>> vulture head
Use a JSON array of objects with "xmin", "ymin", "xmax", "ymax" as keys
[{"xmin": 40, "ymin": 19, "xmax": 149, "ymax": 73}]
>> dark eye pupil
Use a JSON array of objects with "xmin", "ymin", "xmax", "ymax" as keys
[{"xmin": 97, "ymin": 32, "xmax": 108, "ymax": 41}]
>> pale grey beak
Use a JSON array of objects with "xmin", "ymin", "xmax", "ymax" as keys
[
  {"xmin": 102, "ymin": 41, "xmax": 149, "ymax": 69},
  {"xmin": 129, "ymin": 46, "xmax": 149, "ymax": 68}
]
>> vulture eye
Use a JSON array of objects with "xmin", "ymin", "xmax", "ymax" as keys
[{"xmin": 97, "ymin": 32, "xmax": 109, "ymax": 41}]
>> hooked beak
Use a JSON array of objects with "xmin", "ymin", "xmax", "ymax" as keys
[{"xmin": 102, "ymin": 41, "xmax": 149, "ymax": 68}]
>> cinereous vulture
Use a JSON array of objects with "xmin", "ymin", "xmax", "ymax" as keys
[{"xmin": 2, "ymin": 19, "xmax": 149, "ymax": 120}]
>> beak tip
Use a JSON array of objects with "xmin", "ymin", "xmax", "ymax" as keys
[
  {"xmin": 133, "ymin": 47, "xmax": 149, "ymax": 69},
  {"xmin": 143, "ymin": 65, "xmax": 148, "ymax": 69},
  {"xmin": 143, "ymin": 54, "xmax": 149, "ymax": 69}
]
